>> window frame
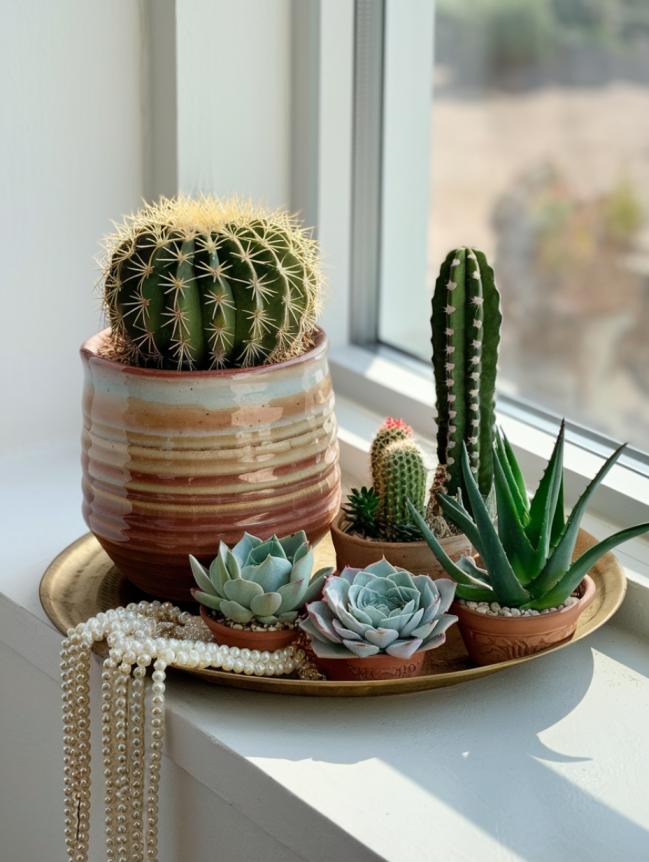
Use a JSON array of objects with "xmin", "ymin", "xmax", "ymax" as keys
[{"xmin": 295, "ymin": 0, "xmax": 649, "ymax": 544}]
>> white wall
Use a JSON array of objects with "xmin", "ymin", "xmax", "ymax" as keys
[
  {"xmin": 175, "ymin": 0, "xmax": 292, "ymax": 208},
  {"xmin": 0, "ymin": 0, "xmax": 145, "ymax": 451}
]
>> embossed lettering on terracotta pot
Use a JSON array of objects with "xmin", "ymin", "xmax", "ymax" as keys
[
  {"xmin": 453, "ymin": 576, "xmax": 596, "ymax": 666},
  {"xmin": 81, "ymin": 328, "xmax": 340, "ymax": 601},
  {"xmin": 331, "ymin": 512, "xmax": 471, "ymax": 578}
]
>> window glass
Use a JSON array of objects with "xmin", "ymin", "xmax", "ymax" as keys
[{"xmin": 379, "ymin": 0, "xmax": 649, "ymax": 451}]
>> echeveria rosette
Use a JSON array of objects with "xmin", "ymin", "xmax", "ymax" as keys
[
  {"xmin": 301, "ymin": 560, "xmax": 458, "ymax": 659},
  {"xmin": 190, "ymin": 531, "xmax": 334, "ymax": 626}
]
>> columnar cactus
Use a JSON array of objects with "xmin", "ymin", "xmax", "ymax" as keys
[
  {"xmin": 379, "ymin": 439, "xmax": 426, "ymax": 539},
  {"xmin": 103, "ymin": 196, "xmax": 322, "ymax": 370},
  {"xmin": 431, "ymin": 247, "xmax": 501, "ymax": 500}
]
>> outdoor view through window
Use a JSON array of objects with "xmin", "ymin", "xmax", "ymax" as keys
[{"xmin": 380, "ymin": 1, "xmax": 649, "ymax": 453}]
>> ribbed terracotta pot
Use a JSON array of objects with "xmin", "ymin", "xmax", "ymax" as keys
[
  {"xmin": 199, "ymin": 608, "xmax": 298, "ymax": 651},
  {"xmin": 81, "ymin": 328, "xmax": 341, "ymax": 601},
  {"xmin": 454, "ymin": 575, "xmax": 596, "ymax": 667},
  {"xmin": 330, "ymin": 513, "xmax": 471, "ymax": 577},
  {"xmin": 314, "ymin": 651, "xmax": 425, "ymax": 681}
]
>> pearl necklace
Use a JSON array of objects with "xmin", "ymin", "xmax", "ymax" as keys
[{"xmin": 60, "ymin": 600, "xmax": 306, "ymax": 862}]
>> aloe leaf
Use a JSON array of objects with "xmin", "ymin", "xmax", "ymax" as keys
[
  {"xmin": 530, "ymin": 442, "xmax": 626, "ymax": 597},
  {"xmin": 550, "ymin": 477, "xmax": 565, "ymax": 547},
  {"xmin": 495, "ymin": 431, "xmax": 528, "ymax": 523},
  {"xmin": 407, "ymin": 502, "xmax": 491, "ymax": 589},
  {"xmin": 459, "ymin": 445, "xmax": 530, "ymax": 606},
  {"xmin": 455, "ymin": 583, "xmax": 497, "ymax": 602},
  {"xmin": 493, "ymin": 454, "xmax": 537, "ymax": 583},
  {"xmin": 456, "ymin": 555, "xmax": 491, "ymax": 585},
  {"xmin": 500, "ymin": 429, "xmax": 528, "ymax": 508},
  {"xmin": 528, "ymin": 522, "xmax": 649, "ymax": 610},
  {"xmin": 436, "ymin": 493, "xmax": 482, "ymax": 552},
  {"xmin": 526, "ymin": 420, "xmax": 565, "ymax": 550}
]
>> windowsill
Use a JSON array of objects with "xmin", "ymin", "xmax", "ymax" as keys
[
  {"xmin": 2, "ymin": 441, "xmax": 649, "ymax": 860},
  {"xmin": 330, "ymin": 342, "xmax": 649, "ymax": 564}
]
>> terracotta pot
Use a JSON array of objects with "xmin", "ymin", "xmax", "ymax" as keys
[
  {"xmin": 81, "ymin": 328, "xmax": 341, "ymax": 602},
  {"xmin": 330, "ymin": 513, "xmax": 471, "ymax": 577},
  {"xmin": 199, "ymin": 607, "xmax": 298, "ymax": 650},
  {"xmin": 454, "ymin": 575, "xmax": 596, "ymax": 666},
  {"xmin": 314, "ymin": 650, "xmax": 425, "ymax": 681}
]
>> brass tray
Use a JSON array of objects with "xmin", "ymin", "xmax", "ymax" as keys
[{"xmin": 40, "ymin": 531, "xmax": 626, "ymax": 697}]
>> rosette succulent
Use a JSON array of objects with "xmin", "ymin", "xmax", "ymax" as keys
[
  {"xmin": 190, "ymin": 531, "xmax": 333, "ymax": 626},
  {"xmin": 301, "ymin": 560, "xmax": 457, "ymax": 659}
]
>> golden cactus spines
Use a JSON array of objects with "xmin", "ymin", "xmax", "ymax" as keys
[{"xmin": 102, "ymin": 195, "xmax": 323, "ymax": 370}]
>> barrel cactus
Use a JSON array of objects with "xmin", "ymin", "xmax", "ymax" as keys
[
  {"xmin": 300, "ymin": 560, "xmax": 457, "ymax": 658},
  {"xmin": 103, "ymin": 195, "xmax": 322, "ymax": 370},
  {"xmin": 189, "ymin": 531, "xmax": 333, "ymax": 626},
  {"xmin": 344, "ymin": 418, "xmax": 426, "ymax": 542},
  {"xmin": 370, "ymin": 417, "xmax": 412, "ymax": 500},
  {"xmin": 430, "ymin": 247, "xmax": 501, "ymax": 501},
  {"xmin": 379, "ymin": 439, "xmax": 426, "ymax": 540}
]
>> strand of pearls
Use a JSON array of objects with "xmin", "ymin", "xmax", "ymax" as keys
[{"xmin": 60, "ymin": 600, "xmax": 305, "ymax": 862}]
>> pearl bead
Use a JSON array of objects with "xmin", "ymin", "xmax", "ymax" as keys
[{"xmin": 60, "ymin": 599, "xmax": 306, "ymax": 862}]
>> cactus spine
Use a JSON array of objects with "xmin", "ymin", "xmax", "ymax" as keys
[
  {"xmin": 370, "ymin": 417, "xmax": 413, "ymax": 501},
  {"xmin": 379, "ymin": 439, "xmax": 426, "ymax": 539},
  {"xmin": 431, "ymin": 248, "xmax": 501, "ymax": 500},
  {"xmin": 103, "ymin": 196, "xmax": 322, "ymax": 370},
  {"xmin": 363, "ymin": 418, "xmax": 426, "ymax": 540}
]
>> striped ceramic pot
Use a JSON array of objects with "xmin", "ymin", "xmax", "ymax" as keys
[{"xmin": 81, "ymin": 328, "xmax": 341, "ymax": 601}]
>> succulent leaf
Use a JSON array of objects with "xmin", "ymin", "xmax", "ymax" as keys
[
  {"xmin": 191, "ymin": 590, "xmax": 222, "ymax": 611},
  {"xmin": 301, "ymin": 561, "xmax": 457, "ymax": 660},
  {"xmin": 250, "ymin": 592, "xmax": 282, "ymax": 617},
  {"xmin": 189, "ymin": 555, "xmax": 215, "ymax": 595},
  {"xmin": 219, "ymin": 600, "xmax": 254, "ymax": 624},
  {"xmin": 222, "ymin": 579, "xmax": 264, "ymax": 606},
  {"xmin": 190, "ymin": 530, "xmax": 324, "ymax": 626}
]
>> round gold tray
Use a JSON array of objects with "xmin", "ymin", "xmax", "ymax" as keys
[{"xmin": 40, "ymin": 531, "xmax": 626, "ymax": 697}]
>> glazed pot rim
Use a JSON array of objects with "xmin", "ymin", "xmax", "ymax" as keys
[
  {"xmin": 331, "ymin": 511, "xmax": 465, "ymax": 551},
  {"xmin": 453, "ymin": 574, "xmax": 596, "ymax": 626},
  {"xmin": 80, "ymin": 326, "xmax": 328, "ymax": 378}
]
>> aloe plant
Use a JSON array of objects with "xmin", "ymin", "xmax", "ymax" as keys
[{"xmin": 409, "ymin": 423, "xmax": 649, "ymax": 610}]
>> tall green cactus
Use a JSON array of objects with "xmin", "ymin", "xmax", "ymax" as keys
[
  {"xmin": 103, "ymin": 196, "xmax": 321, "ymax": 369},
  {"xmin": 431, "ymin": 247, "xmax": 501, "ymax": 499},
  {"xmin": 379, "ymin": 439, "xmax": 426, "ymax": 539}
]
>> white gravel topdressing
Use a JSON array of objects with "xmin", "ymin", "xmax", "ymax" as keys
[{"xmin": 457, "ymin": 596, "xmax": 579, "ymax": 617}]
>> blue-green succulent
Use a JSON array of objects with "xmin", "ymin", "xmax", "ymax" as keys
[
  {"xmin": 300, "ymin": 560, "xmax": 457, "ymax": 659},
  {"xmin": 190, "ymin": 531, "xmax": 333, "ymax": 626}
]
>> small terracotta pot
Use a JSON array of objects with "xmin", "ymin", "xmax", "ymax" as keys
[
  {"xmin": 314, "ymin": 650, "xmax": 425, "ymax": 681},
  {"xmin": 454, "ymin": 575, "xmax": 596, "ymax": 666},
  {"xmin": 81, "ymin": 328, "xmax": 341, "ymax": 602},
  {"xmin": 199, "ymin": 607, "xmax": 299, "ymax": 651},
  {"xmin": 330, "ymin": 512, "xmax": 471, "ymax": 577}
]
